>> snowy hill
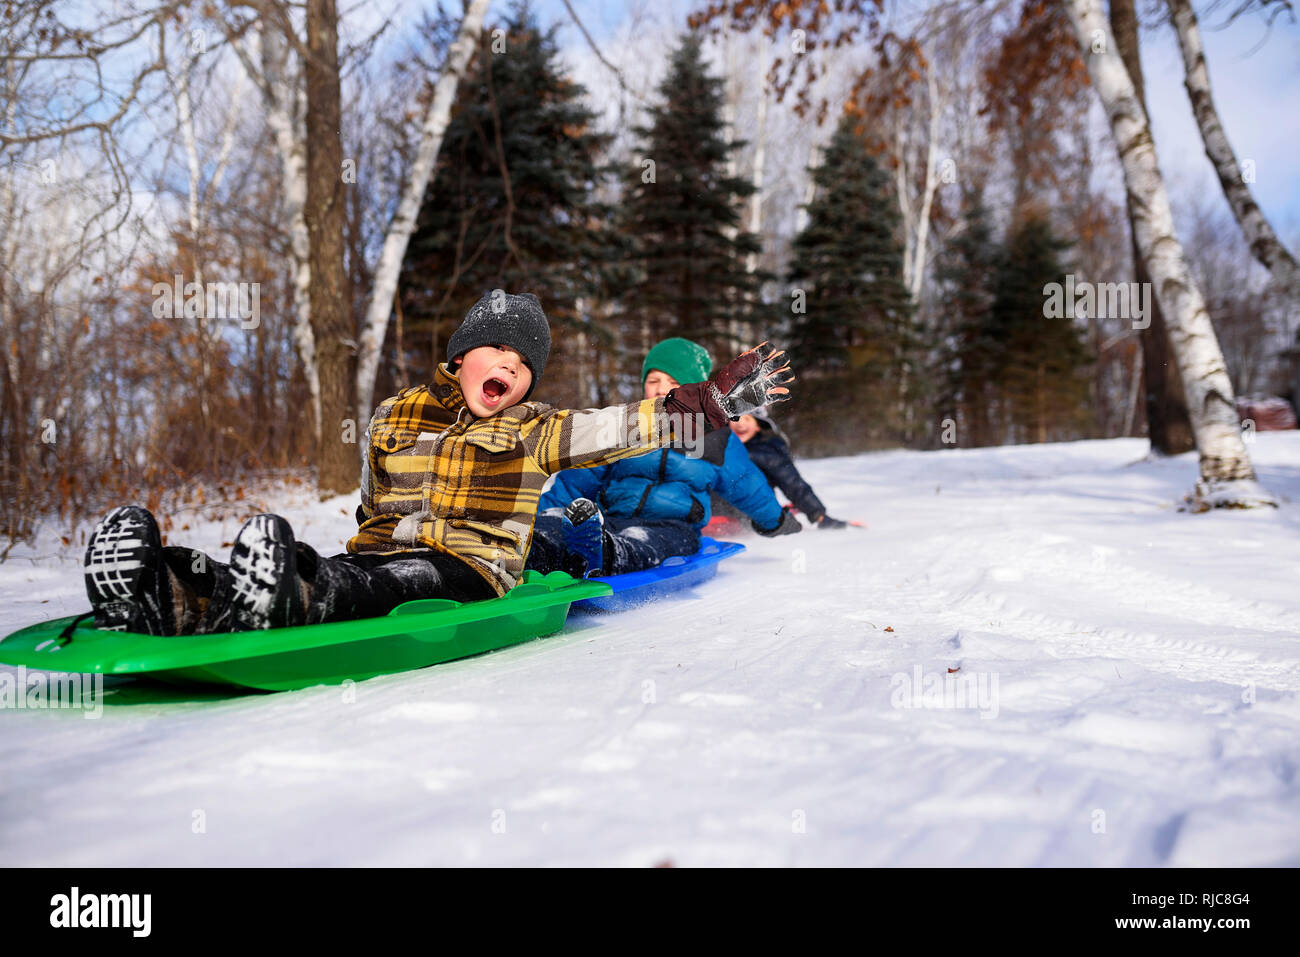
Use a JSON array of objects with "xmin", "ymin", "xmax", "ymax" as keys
[{"xmin": 3, "ymin": 434, "xmax": 1299, "ymax": 866}]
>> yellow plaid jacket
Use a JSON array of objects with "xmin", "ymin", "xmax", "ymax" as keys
[{"xmin": 347, "ymin": 363, "xmax": 671, "ymax": 596}]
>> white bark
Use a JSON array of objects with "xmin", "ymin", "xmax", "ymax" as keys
[
  {"xmin": 717, "ymin": 22, "xmax": 745, "ymax": 353},
  {"xmin": 173, "ymin": 50, "xmax": 212, "ymax": 427},
  {"xmin": 1, "ymin": 57, "xmax": 22, "ymax": 403},
  {"xmin": 258, "ymin": 21, "xmax": 321, "ymax": 440},
  {"xmin": 745, "ymin": 39, "xmax": 769, "ymax": 278},
  {"xmin": 909, "ymin": 62, "xmax": 942, "ymax": 303},
  {"xmin": 797, "ymin": 141, "xmax": 821, "ymax": 235},
  {"xmin": 205, "ymin": 69, "xmax": 247, "ymax": 212},
  {"xmin": 354, "ymin": 0, "xmax": 490, "ymax": 423},
  {"xmin": 225, "ymin": 16, "xmax": 322, "ymax": 439},
  {"xmin": 721, "ymin": 23, "xmax": 738, "ymax": 210},
  {"xmin": 895, "ymin": 124, "xmax": 915, "ymax": 294},
  {"xmin": 887, "ymin": 40, "xmax": 950, "ymax": 304},
  {"xmin": 1166, "ymin": 0, "xmax": 1299, "ymax": 296},
  {"xmin": 1065, "ymin": 0, "xmax": 1272, "ymax": 507}
]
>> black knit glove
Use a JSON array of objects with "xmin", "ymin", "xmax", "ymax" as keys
[
  {"xmin": 754, "ymin": 508, "xmax": 802, "ymax": 537},
  {"xmin": 665, "ymin": 342, "xmax": 795, "ymax": 431}
]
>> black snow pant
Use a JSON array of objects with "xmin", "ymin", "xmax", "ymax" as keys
[
  {"xmin": 172, "ymin": 539, "xmax": 497, "ymax": 634},
  {"xmin": 526, "ymin": 513, "xmax": 701, "ymax": 578},
  {"xmin": 304, "ymin": 548, "xmax": 498, "ymax": 621}
]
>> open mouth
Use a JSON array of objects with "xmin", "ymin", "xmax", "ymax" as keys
[{"xmin": 481, "ymin": 377, "xmax": 510, "ymax": 403}]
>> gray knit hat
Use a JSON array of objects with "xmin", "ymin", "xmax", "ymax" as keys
[{"xmin": 447, "ymin": 290, "xmax": 551, "ymax": 400}]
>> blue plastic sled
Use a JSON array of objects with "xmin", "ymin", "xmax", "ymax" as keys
[{"xmin": 573, "ymin": 536, "xmax": 746, "ymax": 612}]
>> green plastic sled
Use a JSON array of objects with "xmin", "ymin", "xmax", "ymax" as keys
[{"xmin": 0, "ymin": 570, "xmax": 612, "ymax": 692}]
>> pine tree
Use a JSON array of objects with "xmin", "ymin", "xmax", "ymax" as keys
[
  {"xmin": 397, "ymin": 1, "xmax": 614, "ymax": 403},
  {"xmin": 935, "ymin": 190, "xmax": 1001, "ymax": 447},
  {"xmin": 989, "ymin": 212, "xmax": 1091, "ymax": 443},
  {"xmin": 785, "ymin": 114, "xmax": 914, "ymax": 449},
  {"xmin": 618, "ymin": 33, "xmax": 764, "ymax": 362}
]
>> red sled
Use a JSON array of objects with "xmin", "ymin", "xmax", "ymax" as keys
[
  {"xmin": 703, "ymin": 515, "xmax": 747, "ymax": 536},
  {"xmin": 704, "ymin": 510, "xmax": 866, "ymax": 534}
]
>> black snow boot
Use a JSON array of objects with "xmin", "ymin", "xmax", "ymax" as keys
[
  {"xmin": 199, "ymin": 514, "xmax": 304, "ymax": 633},
  {"xmin": 162, "ymin": 546, "xmax": 232, "ymax": 634},
  {"xmin": 293, "ymin": 542, "xmax": 355, "ymax": 625},
  {"xmin": 84, "ymin": 506, "xmax": 179, "ymax": 635}
]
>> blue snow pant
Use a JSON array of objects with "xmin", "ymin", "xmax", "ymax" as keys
[{"xmin": 526, "ymin": 514, "xmax": 701, "ymax": 578}]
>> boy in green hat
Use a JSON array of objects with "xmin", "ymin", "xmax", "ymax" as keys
[{"xmin": 529, "ymin": 337, "xmax": 801, "ymax": 579}]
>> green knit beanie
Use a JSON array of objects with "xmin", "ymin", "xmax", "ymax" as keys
[{"xmin": 641, "ymin": 337, "xmax": 713, "ymax": 386}]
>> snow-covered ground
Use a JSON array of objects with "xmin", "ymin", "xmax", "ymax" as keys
[{"xmin": 3, "ymin": 434, "xmax": 1299, "ymax": 866}]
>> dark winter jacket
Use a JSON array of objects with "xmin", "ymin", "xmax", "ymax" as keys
[
  {"xmin": 743, "ymin": 426, "xmax": 827, "ymax": 521},
  {"xmin": 539, "ymin": 428, "xmax": 785, "ymax": 531}
]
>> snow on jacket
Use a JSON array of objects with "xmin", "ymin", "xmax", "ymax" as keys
[
  {"xmin": 743, "ymin": 425, "xmax": 827, "ymax": 521},
  {"xmin": 539, "ymin": 427, "xmax": 784, "ymax": 531},
  {"xmin": 348, "ymin": 362, "xmax": 683, "ymax": 596}
]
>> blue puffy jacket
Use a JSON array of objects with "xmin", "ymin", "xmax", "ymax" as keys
[{"xmin": 539, "ymin": 428, "xmax": 784, "ymax": 531}]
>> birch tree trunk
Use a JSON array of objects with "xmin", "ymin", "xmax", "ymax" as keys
[
  {"xmin": 353, "ymin": 0, "xmax": 490, "ymax": 423},
  {"xmin": 745, "ymin": 38, "xmax": 768, "ymax": 278},
  {"xmin": 895, "ymin": 124, "xmax": 915, "ymax": 295},
  {"xmin": 908, "ymin": 61, "xmax": 942, "ymax": 303},
  {"xmin": 1, "ymin": 54, "xmax": 24, "ymax": 483},
  {"xmin": 259, "ymin": 21, "xmax": 321, "ymax": 441},
  {"xmin": 797, "ymin": 142, "xmax": 821, "ymax": 235},
  {"xmin": 226, "ymin": 15, "xmax": 323, "ymax": 441},
  {"xmin": 1064, "ymin": 0, "xmax": 1273, "ymax": 508},
  {"xmin": 1110, "ymin": 0, "xmax": 1194, "ymax": 455},
  {"xmin": 304, "ymin": 0, "xmax": 355, "ymax": 496},
  {"xmin": 1166, "ymin": 0, "xmax": 1300, "ymax": 296},
  {"xmin": 173, "ymin": 53, "xmax": 213, "ymax": 440},
  {"xmin": 891, "ymin": 52, "xmax": 946, "ymax": 304},
  {"xmin": 744, "ymin": 35, "xmax": 768, "ymax": 355},
  {"xmin": 720, "ymin": 21, "xmax": 744, "ymax": 356}
]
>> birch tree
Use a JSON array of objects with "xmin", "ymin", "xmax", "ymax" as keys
[
  {"xmin": 1165, "ymin": 0, "xmax": 1299, "ymax": 296},
  {"xmin": 353, "ymin": 0, "xmax": 490, "ymax": 424},
  {"xmin": 1110, "ymin": 0, "xmax": 1194, "ymax": 455},
  {"xmin": 1063, "ymin": 0, "xmax": 1274, "ymax": 508},
  {"xmin": 221, "ymin": 8, "xmax": 322, "ymax": 440},
  {"xmin": 855, "ymin": 32, "xmax": 946, "ymax": 309}
]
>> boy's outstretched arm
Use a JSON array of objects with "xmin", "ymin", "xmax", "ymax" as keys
[
  {"xmin": 527, "ymin": 398, "xmax": 673, "ymax": 475},
  {"xmin": 528, "ymin": 343, "xmax": 796, "ymax": 474}
]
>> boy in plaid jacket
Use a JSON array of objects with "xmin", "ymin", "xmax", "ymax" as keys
[{"xmin": 82, "ymin": 291, "xmax": 794, "ymax": 634}]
